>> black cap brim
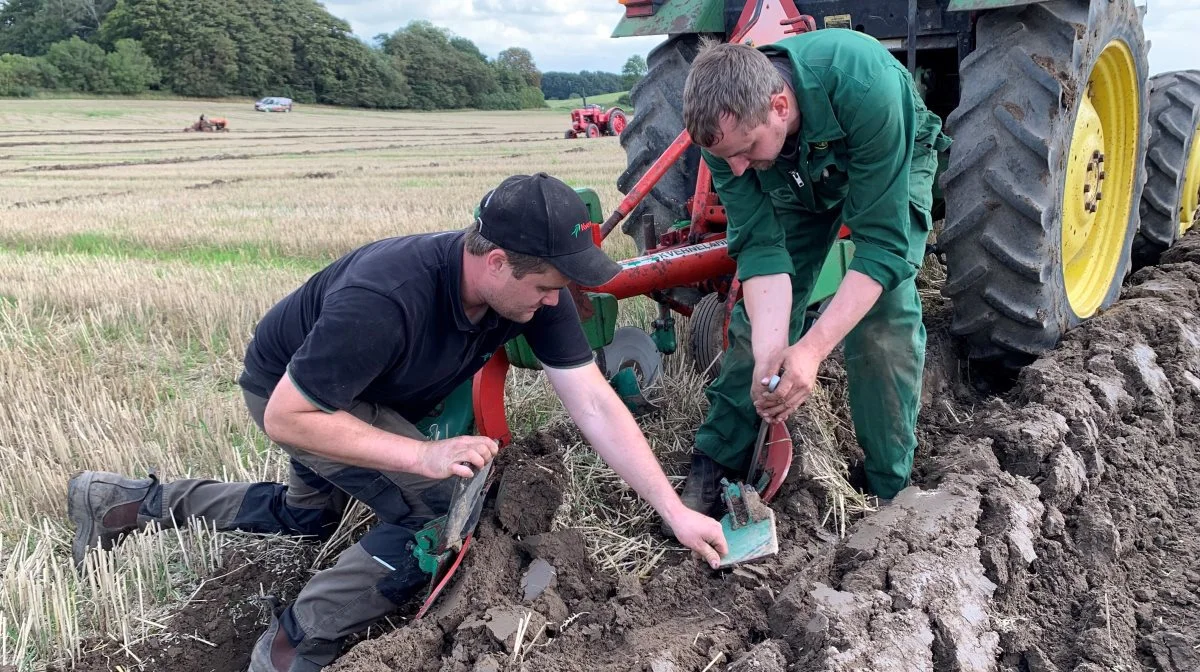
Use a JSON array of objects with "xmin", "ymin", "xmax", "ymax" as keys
[{"xmin": 547, "ymin": 245, "xmax": 622, "ymax": 288}]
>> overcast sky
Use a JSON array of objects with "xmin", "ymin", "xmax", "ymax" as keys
[{"xmin": 323, "ymin": 1, "xmax": 1196, "ymax": 76}]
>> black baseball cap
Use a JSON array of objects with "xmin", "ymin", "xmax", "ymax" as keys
[{"xmin": 476, "ymin": 173, "xmax": 621, "ymax": 287}]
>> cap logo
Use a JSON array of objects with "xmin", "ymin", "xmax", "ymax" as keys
[{"xmin": 571, "ymin": 223, "xmax": 582, "ymax": 238}]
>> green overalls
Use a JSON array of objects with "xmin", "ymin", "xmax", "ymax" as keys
[{"xmin": 695, "ymin": 30, "xmax": 950, "ymax": 499}]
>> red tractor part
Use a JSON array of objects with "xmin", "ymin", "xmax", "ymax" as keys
[
  {"xmin": 566, "ymin": 104, "xmax": 628, "ymax": 139},
  {"xmin": 600, "ymin": 130, "xmax": 695, "ymax": 238},
  {"xmin": 584, "ymin": 238, "xmax": 735, "ymax": 307}
]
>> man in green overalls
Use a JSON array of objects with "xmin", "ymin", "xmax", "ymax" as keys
[{"xmin": 676, "ymin": 30, "xmax": 950, "ymax": 515}]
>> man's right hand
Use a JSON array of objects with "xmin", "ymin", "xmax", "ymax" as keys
[
  {"xmin": 418, "ymin": 435, "xmax": 500, "ymax": 479},
  {"xmin": 751, "ymin": 356, "xmax": 784, "ymax": 412}
]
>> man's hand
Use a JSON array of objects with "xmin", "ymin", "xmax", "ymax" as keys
[
  {"xmin": 665, "ymin": 507, "xmax": 729, "ymax": 569},
  {"xmin": 418, "ymin": 435, "xmax": 500, "ymax": 479},
  {"xmin": 751, "ymin": 353, "xmax": 785, "ymax": 411},
  {"xmin": 756, "ymin": 342, "xmax": 822, "ymax": 423}
]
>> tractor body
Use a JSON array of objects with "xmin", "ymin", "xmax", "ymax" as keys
[
  {"xmin": 566, "ymin": 104, "xmax": 628, "ymax": 139},
  {"xmin": 603, "ymin": 0, "xmax": 1200, "ymax": 370}
]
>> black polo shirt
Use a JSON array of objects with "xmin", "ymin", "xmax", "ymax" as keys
[{"xmin": 238, "ymin": 231, "xmax": 594, "ymax": 421}]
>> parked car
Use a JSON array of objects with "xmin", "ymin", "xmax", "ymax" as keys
[{"xmin": 254, "ymin": 97, "xmax": 293, "ymax": 112}]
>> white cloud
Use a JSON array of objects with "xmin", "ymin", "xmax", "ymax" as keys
[
  {"xmin": 323, "ymin": 1, "xmax": 660, "ymax": 73},
  {"xmin": 1143, "ymin": 0, "xmax": 1200, "ymax": 75},
  {"xmin": 322, "ymin": 1, "xmax": 1197, "ymax": 75}
]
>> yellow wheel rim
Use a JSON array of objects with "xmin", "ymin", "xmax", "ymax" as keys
[
  {"xmin": 1181, "ymin": 123, "xmax": 1200, "ymax": 237},
  {"xmin": 1061, "ymin": 40, "xmax": 1139, "ymax": 318}
]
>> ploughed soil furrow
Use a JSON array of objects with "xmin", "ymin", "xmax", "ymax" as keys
[{"xmin": 73, "ymin": 232, "xmax": 1200, "ymax": 672}]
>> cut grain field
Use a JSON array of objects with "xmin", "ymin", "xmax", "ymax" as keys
[
  {"xmin": 0, "ymin": 99, "xmax": 651, "ymax": 670},
  {"xmin": 8, "ymin": 98, "xmax": 1200, "ymax": 672}
]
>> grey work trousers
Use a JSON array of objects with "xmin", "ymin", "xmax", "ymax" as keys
[{"xmin": 137, "ymin": 390, "xmax": 456, "ymax": 664}]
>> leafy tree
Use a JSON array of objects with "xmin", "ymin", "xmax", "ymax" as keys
[
  {"xmin": 0, "ymin": 0, "xmax": 116, "ymax": 56},
  {"xmin": 44, "ymin": 35, "xmax": 110, "ymax": 91},
  {"xmin": 104, "ymin": 37, "xmax": 157, "ymax": 93},
  {"xmin": 497, "ymin": 47, "xmax": 540, "ymax": 88},
  {"xmin": 380, "ymin": 21, "xmax": 496, "ymax": 109},
  {"xmin": 0, "ymin": 53, "xmax": 60, "ymax": 95},
  {"xmin": 95, "ymin": 0, "xmax": 403, "ymax": 106},
  {"xmin": 621, "ymin": 54, "xmax": 646, "ymax": 89},
  {"xmin": 0, "ymin": 1, "xmax": 549, "ymax": 109},
  {"xmin": 449, "ymin": 36, "xmax": 486, "ymax": 62}
]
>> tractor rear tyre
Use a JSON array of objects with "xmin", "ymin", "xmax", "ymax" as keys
[
  {"xmin": 607, "ymin": 108, "xmax": 628, "ymax": 136},
  {"xmin": 1132, "ymin": 70, "xmax": 1200, "ymax": 267},
  {"xmin": 586, "ymin": 123, "xmax": 601, "ymax": 139},
  {"xmin": 618, "ymin": 34, "xmax": 706, "ymax": 252},
  {"xmin": 939, "ymin": 0, "xmax": 1149, "ymax": 365},
  {"xmin": 689, "ymin": 292, "xmax": 727, "ymax": 382}
]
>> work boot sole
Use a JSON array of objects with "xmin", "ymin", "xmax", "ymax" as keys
[{"xmin": 68, "ymin": 471, "xmax": 99, "ymax": 570}]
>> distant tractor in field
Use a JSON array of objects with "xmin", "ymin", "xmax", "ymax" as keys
[
  {"xmin": 184, "ymin": 114, "xmax": 228, "ymax": 132},
  {"xmin": 565, "ymin": 104, "xmax": 628, "ymax": 139}
]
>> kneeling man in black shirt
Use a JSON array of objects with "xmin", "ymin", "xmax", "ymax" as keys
[{"xmin": 67, "ymin": 173, "xmax": 728, "ymax": 672}]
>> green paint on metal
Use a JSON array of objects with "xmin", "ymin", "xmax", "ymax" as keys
[
  {"xmin": 505, "ymin": 292, "xmax": 619, "ymax": 369},
  {"xmin": 810, "ymin": 239, "xmax": 855, "ymax": 305},
  {"xmin": 651, "ymin": 317, "xmax": 677, "ymax": 354},
  {"xmin": 609, "ymin": 367, "xmax": 644, "ymax": 412},
  {"xmin": 412, "ymin": 521, "xmax": 448, "ymax": 576},
  {"xmin": 611, "ymin": 0, "xmax": 724, "ymax": 38},
  {"xmin": 416, "ymin": 376, "xmax": 475, "ymax": 441},
  {"xmin": 574, "ymin": 187, "xmax": 603, "ymax": 224},
  {"xmin": 947, "ymin": 0, "xmax": 1043, "ymax": 11}
]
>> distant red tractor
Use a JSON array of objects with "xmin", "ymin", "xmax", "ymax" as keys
[{"xmin": 564, "ymin": 104, "xmax": 627, "ymax": 139}]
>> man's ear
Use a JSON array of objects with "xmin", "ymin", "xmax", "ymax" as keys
[
  {"xmin": 769, "ymin": 91, "xmax": 790, "ymax": 120},
  {"xmin": 484, "ymin": 248, "xmax": 508, "ymax": 275}
]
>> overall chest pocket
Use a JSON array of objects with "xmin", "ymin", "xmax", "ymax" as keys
[
  {"xmin": 759, "ymin": 169, "xmax": 806, "ymax": 212},
  {"xmin": 809, "ymin": 144, "xmax": 849, "ymax": 202}
]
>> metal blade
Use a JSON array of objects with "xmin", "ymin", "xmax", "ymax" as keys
[
  {"xmin": 440, "ymin": 462, "xmax": 492, "ymax": 553},
  {"xmin": 746, "ymin": 374, "xmax": 781, "ymax": 487},
  {"xmin": 599, "ymin": 326, "xmax": 663, "ymax": 388}
]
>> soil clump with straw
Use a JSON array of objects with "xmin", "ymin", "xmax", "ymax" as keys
[{"xmin": 63, "ymin": 543, "xmax": 315, "ymax": 672}]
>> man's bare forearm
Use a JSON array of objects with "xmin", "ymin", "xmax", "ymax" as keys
[
  {"xmin": 264, "ymin": 408, "xmax": 423, "ymax": 473},
  {"xmin": 796, "ymin": 270, "xmax": 882, "ymax": 359},
  {"xmin": 550, "ymin": 365, "xmax": 686, "ymax": 520},
  {"xmin": 743, "ymin": 273, "xmax": 793, "ymax": 362},
  {"xmin": 263, "ymin": 375, "xmax": 424, "ymax": 473}
]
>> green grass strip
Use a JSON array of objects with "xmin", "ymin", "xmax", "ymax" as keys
[{"xmin": 0, "ymin": 232, "xmax": 331, "ymax": 271}]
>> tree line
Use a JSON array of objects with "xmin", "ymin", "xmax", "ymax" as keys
[
  {"xmin": 541, "ymin": 56, "xmax": 645, "ymax": 101},
  {"xmin": 0, "ymin": 1, "xmax": 523, "ymax": 108},
  {"xmin": 0, "ymin": 0, "xmax": 646, "ymax": 109}
]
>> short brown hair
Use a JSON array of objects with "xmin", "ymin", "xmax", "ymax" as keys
[
  {"xmin": 683, "ymin": 39, "xmax": 785, "ymax": 147},
  {"xmin": 464, "ymin": 221, "xmax": 550, "ymax": 279}
]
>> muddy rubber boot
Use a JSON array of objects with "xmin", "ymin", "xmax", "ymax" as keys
[
  {"xmin": 68, "ymin": 470, "xmax": 157, "ymax": 569},
  {"xmin": 661, "ymin": 452, "xmax": 731, "ymax": 538}
]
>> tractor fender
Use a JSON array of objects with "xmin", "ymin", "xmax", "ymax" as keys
[{"xmin": 611, "ymin": 0, "xmax": 724, "ymax": 38}]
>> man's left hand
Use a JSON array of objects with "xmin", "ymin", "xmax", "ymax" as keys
[
  {"xmin": 756, "ymin": 342, "xmax": 822, "ymax": 423},
  {"xmin": 665, "ymin": 507, "xmax": 729, "ymax": 569}
]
